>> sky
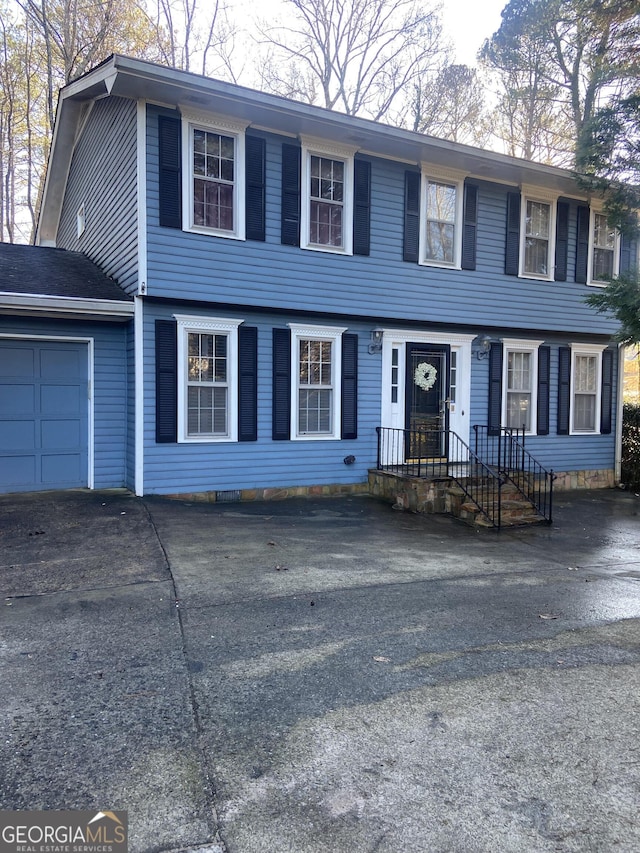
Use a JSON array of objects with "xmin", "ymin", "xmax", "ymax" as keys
[{"xmin": 440, "ymin": 0, "xmax": 507, "ymax": 64}]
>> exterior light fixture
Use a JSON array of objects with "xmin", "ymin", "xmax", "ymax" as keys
[
  {"xmin": 369, "ymin": 328, "xmax": 384, "ymax": 354},
  {"xmin": 476, "ymin": 335, "xmax": 492, "ymax": 360}
]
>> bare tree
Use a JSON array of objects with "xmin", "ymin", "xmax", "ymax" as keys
[
  {"xmin": 17, "ymin": 0, "xmax": 168, "ymax": 132},
  {"xmin": 481, "ymin": 0, "xmax": 640, "ymax": 164},
  {"xmin": 412, "ymin": 64, "xmax": 488, "ymax": 146},
  {"xmin": 257, "ymin": 0, "xmax": 448, "ymax": 122},
  {"xmin": 149, "ymin": 0, "xmax": 242, "ymax": 81}
]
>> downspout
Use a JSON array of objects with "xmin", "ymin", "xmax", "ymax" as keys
[
  {"xmin": 615, "ymin": 343, "xmax": 624, "ymax": 485},
  {"xmin": 135, "ymin": 98, "xmax": 147, "ymax": 497}
]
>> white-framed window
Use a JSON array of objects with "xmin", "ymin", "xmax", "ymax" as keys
[
  {"xmin": 419, "ymin": 167, "xmax": 464, "ymax": 268},
  {"xmin": 175, "ymin": 315, "xmax": 243, "ymax": 442},
  {"xmin": 181, "ymin": 109, "xmax": 247, "ymax": 240},
  {"xmin": 502, "ymin": 339, "xmax": 543, "ymax": 434},
  {"xmin": 519, "ymin": 188, "xmax": 557, "ymax": 279},
  {"xmin": 300, "ymin": 136, "xmax": 356, "ymax": 254},
  {"xmin": 588, "ymin": 210, "xmax": 620, "ymax": 286},
  {"xmin": 289, "ymin": 323, "xmax": 347, "ymax": 439},
  {"xmin": 570, "ymin": 343, "xmax": 605, "ymax": 434}
]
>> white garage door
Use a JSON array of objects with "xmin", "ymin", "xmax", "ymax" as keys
[{"xmin": 0, "ymin": 339, "xmax": 89, "ymax": 492}]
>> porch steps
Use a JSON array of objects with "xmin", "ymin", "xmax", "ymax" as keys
[{"xmin": 446, "ymin": 483, "xmax": 544, "ymax": 528}]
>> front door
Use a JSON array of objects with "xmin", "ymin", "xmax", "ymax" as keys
[{"xmin": 405, "ymin": 343, "xmax": 450, "ymax": 459}]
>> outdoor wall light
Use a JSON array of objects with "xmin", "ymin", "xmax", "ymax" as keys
[
  {"xmin": 476, "ymin": 334, "xmax": 492, "ymax": 360},
  {"xmin": 369, "ymin": 328, "xmax": 384, "ymax": 354}
]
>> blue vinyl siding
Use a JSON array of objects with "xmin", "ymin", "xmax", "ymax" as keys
[
  {"xmin": 145, "ymin": 106, "xmax": 617, "ymax": 338},
  {"xmin": 140, "ymin": 103, "xmax": 618, "ymax": 494},
  {"xmin": 0, "ymin": 318, "xmax": 130, "ymax": 490},
  {"xmin": 142, "ymin": 303, "xmax": 380, "ymax": 494},
  {"xmin": 469, "ymin": 339, "xmax": 617, "ymax": 472},
  {"xmin": 142, "ymin": 303, "xmax": 616, "ymax": 495},
  {"xmin": 57, "ymin": 97, "xmax": 139, "ymax": 295}
]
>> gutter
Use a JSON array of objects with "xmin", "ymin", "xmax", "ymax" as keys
[{"xmin": 0, "ymin": 292, "xmax": 134, "ymax": 318}]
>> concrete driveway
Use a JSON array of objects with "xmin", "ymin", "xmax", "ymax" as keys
[{"xmin": 1, "ymin": 489, "xmax": 640, "ymax": 852}]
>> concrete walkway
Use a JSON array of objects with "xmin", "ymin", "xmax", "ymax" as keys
[{"xmin": 1, "ymin": 488, "xmax": 640, "ymax": 852}]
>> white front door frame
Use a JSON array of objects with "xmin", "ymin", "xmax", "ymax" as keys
[{"xmin": 380, "ymin": 329, "xmax": 475, "ymax": 462}]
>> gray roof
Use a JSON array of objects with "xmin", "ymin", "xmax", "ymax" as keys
[
  {"xmin": 39, "ymin": 54, "xmax": 592, "ymax": 245},
  {"xmin": 0, "ymin": 243, "xmax": 132, "ymax": 302}
]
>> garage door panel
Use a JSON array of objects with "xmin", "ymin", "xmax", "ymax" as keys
[
  {"xmin": 42, "ymin": 453, "xmax": 82, "ymax": 483},
  {"xmin": 40, "ymin": 348, "xmax": 83, "ymax": 378},
  {"xmin": 0, "ymin": 339, "xmax": 88, "ymax": 493},
  {"xmin": 0, "ymin": 421, "xmax": 36, "ymax": 449},
  {"xmin": 1, "ymin": 455, "xmax": 36, "ymax": 486},
  {"xmin": 0, "ymin": 347, "xmax": 35, "ymax": 377},
  {"xmin": 41, "ymin": 419, "xmax": 81, "ymax": 449},
  {"xmin": 0, "ymin": 384, "xmax": 36, "ymax": 415},
  {"xmin": 41, "ymin": 384, "xmax": 83, "ymax": 415}
]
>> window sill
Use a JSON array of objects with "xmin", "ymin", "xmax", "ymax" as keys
[
  {"xmin": 419, "ymin": 259, "xmax": 460, "ymax": 270},
  {"xmin": 292, "ymin": 433, "xmax": 340, "ymax": 441},
  {"xmin": 518, "ymin": 272, "xmax": 553, "ymax": 281},
  {"xmin": 179, "ymin": 436, "xmax": 236, "ymax": 444},
  {"xmin": 184, "ymin": 224, "xmax": 245, "ymax": 241},
  {"xmin": 301, "ymin": 242, "xmax": 353, "ymax": 256},
  {"xmin": 586, "ymin": 281, "xmax": 608, "ymax": 288}
]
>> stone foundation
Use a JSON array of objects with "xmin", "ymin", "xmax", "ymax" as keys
[
  {"xmin": 552, "ymin": 469, "xmax": 616, "ymax": 491},
  {"xmin": 162, "ymin": 481, "xmax": 369, "ymax": 503},
  {"xmin": 160, "ymin": 467, "xmax": 616, "ymax": 506},
  {"xmin": 368, "ymin": 469, "xmax": 449, "ymax": 514}
]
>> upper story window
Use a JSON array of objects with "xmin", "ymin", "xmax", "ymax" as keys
[
  {"xmin": 175, "ymin": 315, "xmax": 243, "ymax": 442},
  {"xmin": 181, "ymin": 109, "xmax": 247, "ymax": 240},
  {"xmin": 588, "ymin": 210, "xmax": 619, "ymax": 285},
  {"xmin": 502, "ymin": 339, "xmax": 543, "ymax": 434},
  {"xmin": 519, "ymin": 187, "xmax": 557, "ymax": 280},
  {"xmin": 289, "ymin": 323, "xmax": 347, "ymax": 439},
  {"xmin": 419, "ymin": 167, "xmax": 464, "ymax": 268},
  {"xmin": 300, "ymin": 136, "xmax": 356, "ymax": 255}
]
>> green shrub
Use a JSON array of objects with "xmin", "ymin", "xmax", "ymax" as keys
[{"xmin": 622, "ymin": 403, "xmax": 640, "ymax": 489}]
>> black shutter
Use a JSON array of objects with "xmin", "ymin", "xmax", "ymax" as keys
[
  {"xmin": 403, "ymin": 171, "xmax": 420, "ymax": 263},
  {"xmin": 537, "ymin": 345, "xmax": 551, "ymax": 435},
  {"xmin": 575, "ymin": 206, "xmax": 590, "ymax": 283},
  {"xmin": 353, "ymin": 159, "xmax": 371, "ymax": 256},
  {"xmin": 600, "ymin": 348, "xmax": 614, "ymax": 435},
  {"xmin": 557, "ymin": 346, "xmax": 571, "ymax": 435},
  {"xmin": 281, "ymin": 144, "xmax": 301, "ymax": 246},
  {"xmin": 488, "ymin": 342, "xmax": 503, "ymax": 436},
  {"xmin": 272, "ymin": 328, "xmax": 291, "ymax": 440},
  {"xmin": 341, "ymin": 334, "xmax": 358, "ymax": 439},
  {"xmin": 619, "ymin": 232, "xmax": 639, "ymax": 275},
  {"xmin": 155, "ymin": 319, "xmax": 178, "ymax": 443},
  {"xmin": 505, "ymin": 192, "xmax": 520, "ymax": 276},
  {"xmin": 245, "ymin": 136, "xmax": 266, "ymax": 242},
  {"xmin": 238, "ymin": 326, "xmax": 258, "ymax": 441},
  {"xmin": 461, "ymin": 182, "xmax": 478, "ymax": 271},
  {"xmin": 158, "ymin": 115, "xmax": 182, "ymax": 229},
  {"xmin": 554, "ymin": 201, "xmax": 569, "ymax": 281}
]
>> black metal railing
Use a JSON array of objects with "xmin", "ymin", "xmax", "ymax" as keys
[
  {"xmin": 473, "ymin": 425, "xmax": 554, "ymax": 523},
  {"xmin": 473, "ymin": 425, "xmax": 526, "ymax": 471},
  {"xmin": 376, "ymin": 426, "xmax": 504, "ymax": 527}
]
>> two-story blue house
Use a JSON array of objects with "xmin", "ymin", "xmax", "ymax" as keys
[{"xmin": 1, "ymin": 54, "xmax": 636, "ymax": 518}]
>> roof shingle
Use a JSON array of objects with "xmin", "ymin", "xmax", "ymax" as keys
[{"xmin": 0, "ymin": 244, "xmax": 132, "ymax": 302}]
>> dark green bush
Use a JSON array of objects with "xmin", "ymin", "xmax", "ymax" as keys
[{"xmin": 622, "ymin": 403, "xmax": 640, "ymax": 490}]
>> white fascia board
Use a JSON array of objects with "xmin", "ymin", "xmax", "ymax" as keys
[{"xmin": 0, "ymin": 293, "xmax": 134, "ymax": 317}]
